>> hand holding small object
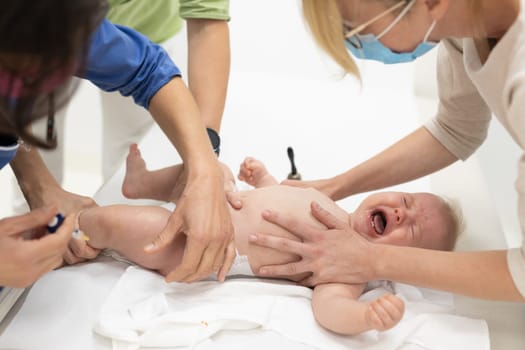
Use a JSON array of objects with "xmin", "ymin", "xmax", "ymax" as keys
[
  {"xmin": 47, "ymin": 213, "xmax": 90, "ymax": 241},
  {"xmin": 0, "ymin": 206, "xmax": 71, "ymax": 287}
]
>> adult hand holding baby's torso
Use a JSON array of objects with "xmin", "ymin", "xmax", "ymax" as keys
[{"xmin": 229, "ymin": 185, "xmax": 348, "ymax": 281}]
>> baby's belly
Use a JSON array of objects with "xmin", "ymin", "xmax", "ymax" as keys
[
  {"xmin": 231, "ymin": 207, "xmax": 303, "ymax": 279},
  {"xmin": 228, "ymin": 186, "xmax": 346, "ymax": 281}
]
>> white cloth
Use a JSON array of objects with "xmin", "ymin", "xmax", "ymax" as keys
[{"xmin": 95, "ymin": 266, "xmax": 489, "ymax": 350}]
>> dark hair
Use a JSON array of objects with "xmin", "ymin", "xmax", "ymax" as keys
[{"xmin": 0, "ymin": 0, "xmax": 108, "ymax": 148}]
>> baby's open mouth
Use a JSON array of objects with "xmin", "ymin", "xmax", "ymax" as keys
[{"xmin": 371, "ymin": 210, "xmax": 387, "ymax": 235}]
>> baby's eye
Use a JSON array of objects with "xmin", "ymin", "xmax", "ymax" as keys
[{"xmin": 403, "ymin": 196, "xmax": 408, "ymax": 208}]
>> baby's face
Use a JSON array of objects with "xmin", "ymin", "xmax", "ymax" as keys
[{"xmin": 350, "ymin": 192, "xmax": 451, "ymax": 250}]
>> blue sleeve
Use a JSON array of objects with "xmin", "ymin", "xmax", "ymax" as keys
[{"xmin": 80, "ymin": 19, "xmax": 181, "ymax": 109}]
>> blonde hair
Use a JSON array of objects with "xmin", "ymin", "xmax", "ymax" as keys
[
  {"xmin": 302, "ymin": 0, "xmax": 360, "ymax": 78},
  {"xmin": 302, "ymin": 0, "xmax": 486, "ymax": 74}
]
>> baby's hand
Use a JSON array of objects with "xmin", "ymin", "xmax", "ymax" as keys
[
  {"xmin": 365, "ymin": 294, "xmax": 405, "ymax": 331},
  {"xmin": 237, "ymin": 157, "xmax": 268, "ymax": 187}
]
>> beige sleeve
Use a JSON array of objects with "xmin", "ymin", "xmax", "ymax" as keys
[
  {"xmin": 505, "ymin": 63, "xmax": 525, "ymax": 298},
  {"xmin": 424, "ymin": 39, "xmax": 492, "ymax": 161}
]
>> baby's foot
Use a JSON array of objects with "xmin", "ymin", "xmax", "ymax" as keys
[
  {"xmin": 365, "ymin": 294, "xmax": 405, "ymax": 331},
  {"xmin": 238, "ymin": 157, "xmax": 276, "ymax": 187},
  {"xmin": 122, "ymin": 144, "xmax": 148, "ymax": 198}
]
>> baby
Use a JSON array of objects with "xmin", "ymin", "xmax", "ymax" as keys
[{"xmin": 80, "ymin": 144, "xmax": 461, "ymax": 335}]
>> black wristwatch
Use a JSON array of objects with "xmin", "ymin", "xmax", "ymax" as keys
[{"xmin": 206, "ymin": 127, "xmax": 220, "ymax": 156}]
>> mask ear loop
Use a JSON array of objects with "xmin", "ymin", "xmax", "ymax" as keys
[
  {"xmin": 423, "ymin": 20, "xmax": 437, "ymax": 43},
  {"xmin": 377, "ymin": 0, "xmax": 417, "ymax": 39}
]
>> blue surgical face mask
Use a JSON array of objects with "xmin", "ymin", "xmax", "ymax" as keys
[
  {"xmin": 345, "ymin": 31, "xmax": 437, "ymax": 64},
  {"xmin": 344, "ymin": 0, "xmax": 438, "ymax": 64},
  {"xmin": 0, "ymin": 135, "xmax": 19, "ymax": 170}
]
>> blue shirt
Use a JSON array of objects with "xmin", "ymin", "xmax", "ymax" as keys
[
  {"xmin": 81, "ymin": 19, "xmax": 181, "ymax": 108},
  {"xmin": 0, "ymin": 134, "xmax": 19, "ymax": 171}
]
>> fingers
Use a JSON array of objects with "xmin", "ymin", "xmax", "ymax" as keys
[
  {"xmin": 310, "ymin": 201, "xmax": 346, "ymax": 230},
  {"xmin": 69, "ymin": 239, "xmax": 100, "ymax": 259},
  {"xmin": 299, "ymin": 275, "xmax": 317, "ymax": 287},
  {"xmin": 22, "ymin": 220, "xmax": 72, "ymax": 283},
  {"xmin": 0, "ymin": 205, "xmax": 58, "ymax": 237},
  {"xmin": 249, "ymin": 232, "xmax": 305, "ymax": 255},
  {"xmin": 165, "ymin": 238, "xmax": 206, "ymax": 282},
  {"xmin": 63, "ymin": 248, "xmax": 86, "ymax": 265},
  {"xmin": 0, "ymin": 209, "xmax": 72, "ymax": 288},
  {"xmin": 64, "ymin": 238, "xmax": 100, "ymax": 265},
  {"xmin": 225, "ymin": 191, "xmax": 243, "ymax": 210},
  {"xmin": 238, "ymin": 157, "xmax": 256, "ymax": 183},
  {"xmin": 217, "ymin": 240, "xmax": 236, "ymax": 282},
  {"xmin": 145, "ymin": 218, "xmax": 181, "ymax": 253},
  {"xmin": 260, "ymin": 209, "xmax": 316, "ymax": 240},
  {"xmin": 366, "ymin": 294, "xmax": 405, "ymax": 330},
  {"xmin": 185, "ymin": 240, "xmax": 222, "ymax": 283},
  {"xmin": 256, "ymin": 261, "xmax": 309, "ymax": 278},
  {"xmin": 212, "ymin": 244, "xmax": 226, "ymax": 275},
  {"xmin": 31, "ymin": 213, "xmax": 74, "ymax": 254}
]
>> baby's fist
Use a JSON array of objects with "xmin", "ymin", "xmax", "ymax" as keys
[{"xmin": 365, "ymin": 294, "xmax": 405, "ymax": 331}]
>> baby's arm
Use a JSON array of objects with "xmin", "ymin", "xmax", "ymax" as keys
[
  {"xmin": 238, "ymin": 157, "xmax": 279, "ymax": 188},
  {"xmin": 81, "ymin": 204, "xmax": 185, "ymax": 276},
  {"xmin": 312, "ymin": 283, "xmax": 405, "ymax": 335}
]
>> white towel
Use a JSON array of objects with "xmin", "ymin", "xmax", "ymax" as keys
[{"xmin": 95, "ymin": 267, "xmax": 489, "ymax": 350}]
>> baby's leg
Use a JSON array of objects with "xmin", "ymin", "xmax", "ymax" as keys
[
  {"xmin": 237, "ymin": 157, "xmax": 278, "ymax": 187},
  {"xmin": 122, "ymin": 144, "xmax": 183, "ymax": 202},
  {"xmin": 82, "ymin": 205, "xmax": 185, "ymax": 276}
]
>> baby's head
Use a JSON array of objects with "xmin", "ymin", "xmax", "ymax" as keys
[{"xmin": 350, "ymin": 191, "xmax": 463, "ymax": 251}]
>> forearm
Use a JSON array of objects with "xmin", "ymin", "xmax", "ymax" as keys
[
  {"xmin": 187, "ymin": 19, "xmax": 230, "ymax": 131},
  {"xmin": 313, "ymin": 297, "xmax": 371, "ymax": 335},
  {"xmin": 375, "ymin": 245, "xmax": 524, "ymax": 302},
  {"xmin": 312, "ymin": 283, "xmax": 369, "ymax": 335},
  {"xmin": 148, "ymin": 77, "xmax": 219, "ymax": 175},
  {"xmin": 10, "ymin": 148, "xmax": 60, "ymax": 208},
  {"xmin": 332, "ymin": 127, "xmax": 457, "ymax": 200}
]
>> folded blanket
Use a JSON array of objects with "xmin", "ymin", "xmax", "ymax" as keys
[{"xmin": 95, "ymin": 267, "xmax": 489, "ymax": 350}]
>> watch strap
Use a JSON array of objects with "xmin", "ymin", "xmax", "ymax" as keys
[{"xmin": 206, "ymin": 127, "xmax": 220, "ymax": 156}]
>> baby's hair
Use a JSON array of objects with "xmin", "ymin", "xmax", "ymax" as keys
[{"xmin": 439, "ymin": 196, "xmax": 465, "ymax": 251}]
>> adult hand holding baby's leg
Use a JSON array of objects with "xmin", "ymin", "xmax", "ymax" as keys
[
  {"xmin": 365, "ymin": 294, "xmax": 405, "ymax": 331},
  {"xmin": 63, "ymin": 209, "xmax": 100, "ymax": 265}
]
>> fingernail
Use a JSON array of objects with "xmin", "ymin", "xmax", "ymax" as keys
[
  {"xmin": 261, "ymin": 210, "xmax": 270, "ymax": 218},
  {"xmin": 312, "ymin": 202, "xmax": 320, "ymax": 210},
  {"xmin": 249, "ymin": 234, "xmax": 258, "ymax": 242},
  {"xmin": 259, "ymin": 268, "xmax": 267, "ymax": 275},
  {"xmin": 235, "ymin": 200, "xmax": 242, "ymax": 207},
  {"xmin": 144, "ymin": 243, "xmax": 155, "ymax": 251}
]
